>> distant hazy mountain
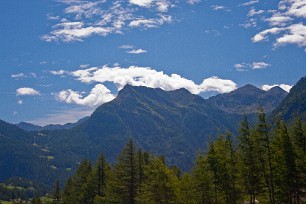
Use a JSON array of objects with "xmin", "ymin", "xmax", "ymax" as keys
[
  {"xmin": 207, "ymin": 84, "xmax": 288, "ymax": 114},
  {"xmin": 271, "ymin": 76, "xmax": 306, "ymax": 121},
  {"xmin": 17, "ymin": 117, "xmax": 89, "ymax": 132}
]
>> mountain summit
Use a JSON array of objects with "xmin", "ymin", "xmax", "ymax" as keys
[{"xmin": 207, "ymin": 84, "xmax": 288, "ymax": 114}]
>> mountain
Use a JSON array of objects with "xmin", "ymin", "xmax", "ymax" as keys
[
  {"xmin": 36, "ymin": 85, "xmax": 242, "ymax": 172},
  {"xmin": 206, "ymin": 84, "xmax": 288, "ymax": 114},
  {"xmin": 271, "ymin": 76, "xmax": 306, "ymax": 121},
  {"xmin": 17, "ymin": 117, "xmax": 89, "ymax": 132},
  {"xmin": 0, "ymin": 120, "xmax": 70, "ymax": 187},
  {"xmin": 0, "ymin": 81, "xmax": 298, "ymax": 187}
]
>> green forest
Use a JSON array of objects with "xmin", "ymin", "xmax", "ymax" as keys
[{"xmin": 1, "ymin": 109, "xmax": 306, "ymax": 204}]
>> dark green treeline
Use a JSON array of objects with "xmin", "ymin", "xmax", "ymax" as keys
[{"xmin": 59, "ymin": 111, "xmax": 306, "ymax": 204}]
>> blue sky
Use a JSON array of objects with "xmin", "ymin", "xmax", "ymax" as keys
[{"xmin": 0, "ymin": 0, "xmax": 305, "ymax": 125}]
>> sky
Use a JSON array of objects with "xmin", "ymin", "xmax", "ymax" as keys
[{"xmin": 0, "ymin": 0, "xmax": 305, "ymax": 125}]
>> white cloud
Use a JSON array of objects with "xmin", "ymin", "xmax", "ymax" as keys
[
  {"xmin": 129, "ymin": 15, "xmax": 172, "ymax": 28},
  {"xmin": 120, "ymin": 45, "xmax": 135, "ymax": 49},
  {"xmin": 129, "ymin": 0, "xmax": 154, "ymax": 7},
  {"xmin": 211, "ymin": 5, "xmax": 230, "ymax": 11},
  {"xmin": 234, "ymin": 63, "xmax": 248, "ymax": 71},
  {"xmin": 266, "ymin": 15, "xmax": 293, "ymax": 26},
  {"xmin": 16, "ymin": 88, "xmax": 40, "ymax": 96},
  {"xmin": 241, "ymin": 0, "xmax": 259, "ymax": 6},
  {"xmin": 80, "ymin": 64, "xmax": 90, "ymax": 68},
  {"xmin": 186, "ymin": 0, "xmax": 200, "ymax": 5},
  {"xmin": 57, "ymin": 84, "xmax": 115, "ymax": 106},
  {"xmin": 127, "ymin": 49, "xmax": 147, "ymax": 54},
  {"xmin": 50, "ymin": 70, "xmax": 67, "ymax": 75},
  {"xmin": 11, "ymin": 73, "xmax": 27, "ymax": 79},
  {"xmin": 275, "ymin": 23, "xmax": 306, "ymax": 47},
  {"xmin": 248, "ymin": 8, "xmax": 264, "ymax": 17},
  {"xmin": 43, "ymin": 0, "xmax": 176, "ymax": 42},
  {"xmin": 234, "ymin": 62, "xmax": 271, "ymax": 70},
  {"xmin": 240, "ymin": 18, "xmax": 258, "ymax": 28},
  {"xmin": 55, "ymin": 65, "xmax": 237, "ymax": 106},
  {"xmin": 252, "ymin": 27, "xmax": 284, "ymax": 42},
  {"xmin": 251, "ymin": 0, "xmax": 306, "ymax": 51},
  {"xmin": 251, "ymin": 62, "xmax": 271, "ymax": 69},
  {"xmin": 42, "ymin": 21, "xmax": 112, "ymax": 42},
  {"xmin": 17, "ymin": 100, "xmax": 23, "ymax": 105},
  {"xmin": 71, "ymin": 65, "xmax": 237, "ymax": 94},
  {"xmin": 262, "ymin": 84, "xmax": 292, "ymax": 92}
]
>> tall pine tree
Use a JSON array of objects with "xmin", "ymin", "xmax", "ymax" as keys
[
  {"xmin": 107, "ymin": 139, "xmax": 138, "ymax": 203},
  {"xmin": 254, "ymin": 109, "xmax": 275, "ymax": 203},
  {"xmin": 237, "ymin": 116, "xmax": 261, "ymax": 204}
]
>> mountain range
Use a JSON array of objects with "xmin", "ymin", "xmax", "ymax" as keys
[{"xmin": 0, "ymin": 76, "xmax": 305, "ymax": 188}]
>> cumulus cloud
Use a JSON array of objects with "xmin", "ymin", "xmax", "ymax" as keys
[
  {"xmin": 57, "ymin": 84, "xmax": 115, "ymax": 106},
  {"xmin": 54, "ymin": 65, "xmax": 237, "ymax": 106},
  {"xmin": 55, "ymin": 65, "xmax": 237, "ymax": 106},
  {"xmin": 262, "ymin": 84, "xmax": 292, "ymax": 92},
  {"xmin": 127, "ymin": 49, "xmax": 147, "ymax": 54},
  {"xmin": 16, "ymin": 88, "xmax": 40, "ymax": 96},
  {"xmin": 17, "ymin": 100, "xmax": 23, "ymax": 105},
  {"xmin": 251, "ymin": 0, "xmax": 306, "ymax": 51}
]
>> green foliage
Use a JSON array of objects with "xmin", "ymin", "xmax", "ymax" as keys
[{"xmin": 137, "ymin": 157, "xmax": 178, "ymax": 204}]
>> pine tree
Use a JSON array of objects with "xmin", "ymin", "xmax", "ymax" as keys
[
  {"xmin": 62, "ymin": 160, "xmax": 92, "ymax": 204},
  {"xmin": 291, "ymin": 118, "xmax": 306, "ymax": 203},
  {"xmin": 207, "ymin": 141, "xmax": 219, "ymax": 203},
  {"xmin": 254, "ymin": 108, "xmax": 275, "ymax": 203},
  {"xmin": 192, "ymin": 153, "xmax": 213, "ymax": 203},
  {"xmin": 274, "ymin": 120, "xmax": 297, "ymax": 203},
  {"xmin": 107, "ymin": 139, "xmax": 138, "ymax": 203},
  {"xmin": 138, "ymin": 156, "xmax": 178, "ymax": 203},
  {"xmin": 178, "ymin": 174, "xmax": 196, "ymax": 204},
  {"xmin": 237, "ymin": 116, "xmax": 261, "ymax": 204},
  {"xmin": 85, "ymin": 153, "xmax": 110, "ymax": 203}
]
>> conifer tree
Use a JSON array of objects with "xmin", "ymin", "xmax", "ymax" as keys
[
  {"xmin": 107, "ymin": 139, "xmax": 138, "ymax": 204},
  {"xmin": 85, "ymin": 153, "xmax": 110, "ymax": 203},
  {"xmin": 192, "ymin": 153, "xmax": 213, "ymax": 203},
  {"xmin": 237, "ymin": 116, "xmax": 260, "ymax": 204},
  {"xmin": 137, "ymin": 156, "xmax": 178, "ymax": 204},
  {"xmin": 273, "ymin": 120, "xmax": 297, "ymax": 203},
  {"xmin": 254, "ymin": 108, "xmax": 275, "ymax": 203},
  {"xmin": 291, "ymin": 118, "xmax": 306, "ymax": 203},
  {"xmin": 62, "ymin": 160, "xmax": 92, "ymax": 204}
]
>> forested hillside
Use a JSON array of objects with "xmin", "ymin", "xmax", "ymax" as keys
[{"xmin": 54, "ymin": 111, "xmax": 306, "ymax": 204}]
